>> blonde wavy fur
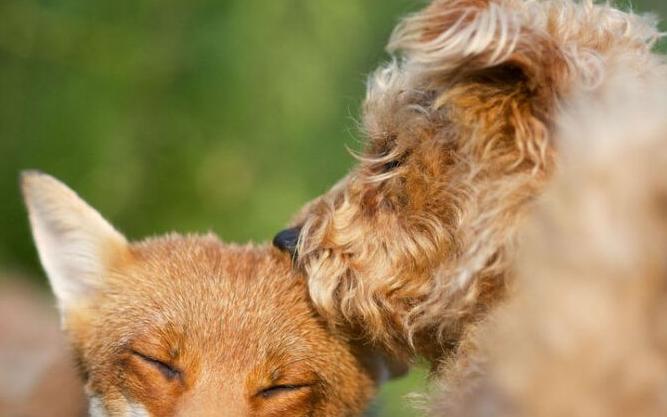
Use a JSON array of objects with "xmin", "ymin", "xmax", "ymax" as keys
[{"xmin": 432, "ymin": 68, "xmax": 667, "ymax": 417}]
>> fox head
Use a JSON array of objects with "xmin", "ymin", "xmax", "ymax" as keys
[{"xmin": 21, "ymin": 172, "xmax": 389, "ymax": 417}]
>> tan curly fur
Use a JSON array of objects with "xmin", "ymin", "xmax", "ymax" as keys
[
  {"xmin": 431, "ymin": 70, "xmax": 667, "ymax": 417},
  {"xmin": 287, "ymin": 0, "xmax": 664, "ymax": 364}
]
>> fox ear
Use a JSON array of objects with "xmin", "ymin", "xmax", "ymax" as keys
[{"xmin": 21, "ymin": 171, "xmax": 128, "ymax": 314}]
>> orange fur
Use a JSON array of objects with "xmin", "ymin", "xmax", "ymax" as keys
[{"xmin": 73, "ymin": 241, "xmax": 377, "ymax": 417}]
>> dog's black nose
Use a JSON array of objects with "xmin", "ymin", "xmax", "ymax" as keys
[{"xmin": 272, "ymin": 227, "xmax": 301, "ymax": 256}]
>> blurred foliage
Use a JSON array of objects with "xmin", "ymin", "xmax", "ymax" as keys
[
  {"xmin": 1, "ymin": 0, "xmax": 665, "ymax": 277},
  {"xmin": 0, "ymin": 0, "xmax": 415, "ymax": 275},
  {"xmin": 0, "ymin": 1, "xmax": 664, "ymax": 416}
]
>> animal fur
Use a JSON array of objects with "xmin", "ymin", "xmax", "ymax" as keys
[
  {"xmin": 431, "ymin": 67, "xmax": 667, "ymax": 417},
  {"xmin": 284, "ymin": 0, "xmax": 665, "ymax": 367}
]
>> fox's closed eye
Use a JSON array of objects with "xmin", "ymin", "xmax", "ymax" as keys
[
  {"xmin": 131, "ymin": 350, "xmax": 181, "ymax": 381},
  {"xmin": 257, "ymin": 383, "xmax": 313, "ymax": 399}
]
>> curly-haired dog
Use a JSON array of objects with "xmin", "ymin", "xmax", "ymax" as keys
[
  {"xmin": 274, "ymin": 0, "xmax": 665, "ymax": 368},
  {"xmin": 433, "ymin": 70, "xmax": 667, "ymax": 417}
]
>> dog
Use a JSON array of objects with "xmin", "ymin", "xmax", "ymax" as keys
[
  {"xmin": 274, "ymin": 0, "xmax": 665, "ymax": 372},
  {"xmin": 21, "ymin": 172, "xmax": 393, "ymax": 417}
]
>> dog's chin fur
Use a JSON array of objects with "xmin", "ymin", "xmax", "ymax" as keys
[
  {"xmin": 431, "ymin": 72, "xmax": 667, "ymax": 417},
  {"xmin": 288, "ymin": 0, "xmax": 665, "ymax": 363}
]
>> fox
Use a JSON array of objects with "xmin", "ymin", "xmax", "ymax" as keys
[{"xmin": 20, "ymin": 171, "xmax": 395, "ymax": 417}]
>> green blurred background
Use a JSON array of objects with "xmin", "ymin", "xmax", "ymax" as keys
[{"xmin": 0, "ymin": 1, "xmax": 664, "ymax": 416}]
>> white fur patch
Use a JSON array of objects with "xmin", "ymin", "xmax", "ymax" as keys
[
  {"xmin": 87, "ymin": 396, "xmax": 151, "ymax": 417},
  {"xmin": 127, "ymin": 403, "xmax": 151, "ymax": 417},
  {"xmin": 88, "ymin": 396, "xmax": 109, "ymax": 417}
]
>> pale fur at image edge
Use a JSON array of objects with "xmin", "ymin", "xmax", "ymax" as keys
[{"xmin": 431, "ymin": 68, "xmax": 667, "ymax": 417}]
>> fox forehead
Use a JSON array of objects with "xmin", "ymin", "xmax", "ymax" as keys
[{"xmin": 72, "ymin": 235, "xmax": 318, "ymax": 361}]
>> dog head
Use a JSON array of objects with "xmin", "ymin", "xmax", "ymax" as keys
[{"xmin": 275, "ymin": 0, "xmax": 663, "ymax": 362}]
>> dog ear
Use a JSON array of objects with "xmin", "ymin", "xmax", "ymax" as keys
[
  {"xmin": 273, "ymin": 226, "xmax": 301, "ymax": 257},
  {"xmin": 21, "ymin": 171, "xmax": 128, "ymax": 317},
  {"xmin": 358, "ymin": 0, "xmax": 569, "ymax": 183},
  {"xmin": 387, "ymin": 0, "xmax": 566, "ymax": 92}
]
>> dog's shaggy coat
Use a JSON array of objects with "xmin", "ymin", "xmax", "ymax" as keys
[
  {"xmin": 432, "ymin": 69, "xmax": 667, "ymax": 417},
  {"xmin": 285, "ymin": 0, "xmax": 665, "ymax": 367}
]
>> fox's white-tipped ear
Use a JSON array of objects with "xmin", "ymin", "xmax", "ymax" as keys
[{"xmin": 21, "ymin": 171, "xmax": 127, "ymax": 313}]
